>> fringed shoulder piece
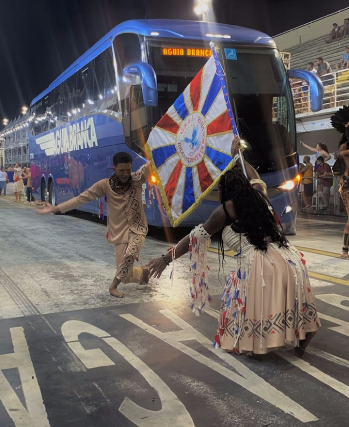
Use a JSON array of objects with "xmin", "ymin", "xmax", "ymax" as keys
[{"xmin": 188, "ymin": 224, "xmax": 212, "ymax": 316}]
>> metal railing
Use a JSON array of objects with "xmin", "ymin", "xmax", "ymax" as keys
[
  {"xmin": 298, "ymin": 176, "xmax": 346, "ymax": 216},
  {"xmin": 290, "ymin": 69, "xmax": 349, "ymax": 114}
]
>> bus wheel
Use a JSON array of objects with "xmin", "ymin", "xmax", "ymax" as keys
[
  {"xmin": 48, "ymin": 181, "xmax": 55, "ymax": 206},
  {"xmin": 48, "ymin": 181, "xmax": 60, "ymax": 214},
  {"xmin": 40, "ymin": 180, "xmax": 46, "ymax": 202}
]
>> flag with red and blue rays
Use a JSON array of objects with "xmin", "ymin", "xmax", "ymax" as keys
[{"xmin": 146, "ymin": 54, "xmax": 235, "ymax": 227}]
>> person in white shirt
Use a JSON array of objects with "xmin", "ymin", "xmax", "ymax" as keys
[
  {"xmin": 13, "ymin": 163, "xmax": 24, "ymax": 202},
  {"xmin": 0, "ymin": 167, "xmax": 8, "ymax": 196},
  {"xmin": 306, "ymin": 62, "xmax": 316, "ymax": 75}
]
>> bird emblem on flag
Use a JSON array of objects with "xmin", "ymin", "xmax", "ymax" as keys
[{"xmin": 146, "ymin": 53, "xmax": 235, "ymax": 227}]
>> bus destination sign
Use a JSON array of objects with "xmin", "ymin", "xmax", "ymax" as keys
[{"xmin": 162, "ymin": 47, "xmax": 212, "ymax": 57}]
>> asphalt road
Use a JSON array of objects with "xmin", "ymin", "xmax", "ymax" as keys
[{"xmin": 0, "ymin": 196, "xmax": 349, "ymax": 427}]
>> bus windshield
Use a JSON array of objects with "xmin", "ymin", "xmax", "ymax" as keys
[
  {"xmin": 146, "ymin": 40, "xmax": 209, "ymax": 120},
  {"xmin": 147, "ymin": 40, "xmax": 295, "ymax": 173},
  {"xmin": 222, "ymin": 48, "xmax": 295, "ymax": 172}
]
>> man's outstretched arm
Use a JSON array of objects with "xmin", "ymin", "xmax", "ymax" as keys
[{"xmin": 37, "ymin": 180, "xmax": 107, "ymax": 215}]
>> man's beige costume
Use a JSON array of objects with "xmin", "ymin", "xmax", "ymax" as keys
[{"xmin": 58, "ymin": 164, "xmax": 149, "ymax": 284}]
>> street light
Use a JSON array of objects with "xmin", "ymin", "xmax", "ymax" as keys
[
  {"xmin": 21, "ymin": 106, "xmax": 28, "ymax": 115},
  {"xmin": 194, "ymin": 0, "xmax": 211, "ymax": 21},
  {"xmin": 2, "ymin": 118, "xmax": 8, "ymax": 126}
]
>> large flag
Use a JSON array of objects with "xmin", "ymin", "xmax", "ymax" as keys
[{"xmin": 146, "ymin": 53, "xmax": 235, "ymax": 227}]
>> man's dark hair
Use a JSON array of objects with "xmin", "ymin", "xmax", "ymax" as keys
[
  {"xmin": 308, "ymin": 62, "xmax": 314, "ymax": 67},
  {"xmin": 113, "ymin": 152, "xmax": 132, "ymax": 166},
  {"xmin": 317, "ymin": 57, "xmax": 323, "ymax": 62},
  {"xmin": 317, "ymin": 156, "xmax": 324, "ymax": 163},
  {"xmin": 333, "ymin": 23, "xmax": 338, "ymax": 27}
]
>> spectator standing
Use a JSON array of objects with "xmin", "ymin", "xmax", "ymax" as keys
[
  {"xmin": 315, "ymin": 156, "xmax": 333, "ymax": 211},
  {"xmin": 299, "ymin": 141, "xmax": 331, "ymax": 172},
  {"xmin": 332, "ymin": 151, "xmax": 346, "ymax": 215},
  {"xmin": 13, "ymin": 163, "xmax": 24, "ymax": 203},
  {"xmin": 0, "ymin": 167, "xmax": 8, "ymax": 196},
  {"xmin": 23, "ymin": 167, "xmax": 35, "ymax": 203},
  {"xmin": 22, "ymin": 167, "xmax": 28, "ymax": 198},
  {"xmin": 342, "ymin": 46, "xmax": 349, "ymax": 69},
  {"xmin": 299, "ymin": 156, "xmax": 314, "ymax": 210}
]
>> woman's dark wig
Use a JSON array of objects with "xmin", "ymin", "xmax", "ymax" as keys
[{"xmin": 219, "ymin": 167, "xmax": 288, "ymax": 251}]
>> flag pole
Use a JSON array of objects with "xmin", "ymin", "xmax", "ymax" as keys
[{"xmin": 209, "ymin": 42, "xmax": 247, "ymax": 177}]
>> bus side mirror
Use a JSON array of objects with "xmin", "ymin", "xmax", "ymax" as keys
[
  {"xmin": 287, "ymin": 69, "xmax": 324, "ymax": 112},
  {"xmin": 124, "ymin": 63, "xmax": 158, "ymax": 107}
]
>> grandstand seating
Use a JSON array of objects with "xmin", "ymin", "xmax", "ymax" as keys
[
  {"xmin": 286, "ymin": 31, "xmax": 349, "ymax": 111},
  {"xmin": 287, "ymin": 32, "xmax": 349, "ymax": 71}
]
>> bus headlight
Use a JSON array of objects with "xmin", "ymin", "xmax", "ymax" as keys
[
  {"xmin": 279, "ymin": 180, "xmax": 295, "ymax": 191},
  {"xmin": 278, "ymin": 175, "xmax": 301, "ymax": 191}
]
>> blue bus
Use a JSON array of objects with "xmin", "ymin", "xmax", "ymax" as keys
[{"xmin": 29, "ymin": 19, "xmax": 323, "ymax": 232}]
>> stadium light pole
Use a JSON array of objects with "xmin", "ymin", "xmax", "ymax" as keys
[{"xmin": 194, "ymin": 0, "xmax": 212, "ymax": 21}]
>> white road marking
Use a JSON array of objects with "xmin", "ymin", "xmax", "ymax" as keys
[
  {"xmin": 0, "ymin": 327, "xmax": 50, "ymax": 427},
  {"xmin": 62, "ymin": 320, "xmax": 195, "ymax": 427},
  {"xmin": 318, "ymin": 312, "xmax": 349, "ymax": 337},
  {"xmin": 306, "ymin": 347, "xmax": 349, "ymax": 368},
  {"xmin": 276, "ymin": 352, "xmax": 349, "ymax": 398},
  {"xmin": 316, "ymin": 294, "xmax": 349, "ymax": 312},
  {"xmin": 309, "ymin": 279, "xmax": 335, "ymax": 288},
  {"xmin": 121, "ymin": 310, "xmax": 318, "ymax": 423}
]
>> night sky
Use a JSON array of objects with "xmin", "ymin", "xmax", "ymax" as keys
[{"xmin": 0, "ymin": 0, "xmax": 348, "ymax": 121}]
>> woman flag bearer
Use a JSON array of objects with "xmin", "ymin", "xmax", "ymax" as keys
[{"xmin": 148, "ymin": 136, "xmax": 320, "ymax": 356}]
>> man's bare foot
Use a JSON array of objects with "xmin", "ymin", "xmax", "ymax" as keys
[
  {"xmin": 109, "ymin": 288, "xmax": 124, "ymax": 298},
  {"xmin": 140, "ymin": 266, "xmax": 150, "ymax": 285}
]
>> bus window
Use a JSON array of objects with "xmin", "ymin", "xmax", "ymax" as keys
[
  {"xmin": 126, "ymin": 85, "xmax": 149, "ymax": 155},
  {"xmin": 114, "ymin": 33, "xmax": 142, "ymax": 69},
  {"xmin": 93, "ymin": 48, "xmax": 116, "ymax": 111}
]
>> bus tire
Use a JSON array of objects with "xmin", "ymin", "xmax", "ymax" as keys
[
  {"xmin": 48, "ymin": 181, "xmax": 60, "ymax": 214},
  {"xmin": 40, "ymin": 180, "xmax": 46, "ymax": 202}
]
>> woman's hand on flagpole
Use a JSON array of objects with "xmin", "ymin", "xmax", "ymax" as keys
[{"xmin": 231, "ymin": 134, "xmax": 241, "ymax": 158}]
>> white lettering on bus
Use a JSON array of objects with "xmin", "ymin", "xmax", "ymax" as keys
[{"xmin": 52, "ymin": 117, "xmax": 98, "ymax": 155}]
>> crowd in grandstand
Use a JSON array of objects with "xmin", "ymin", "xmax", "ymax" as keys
[
  {"xmin": 291, "ymin": 23, "xmax": 349, "ymax": 114},
  {"xmin": 326, "ymin": 19, "xmax": 349, "ymax": 43},
  {"xmin": 299, "ymin": 142, "xmax": 346, "ymax": 214}
]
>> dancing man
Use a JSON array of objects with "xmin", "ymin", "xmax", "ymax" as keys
[{"xmin": 38, "ymin": 152, "xmax": 150, "ymax": 297}]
